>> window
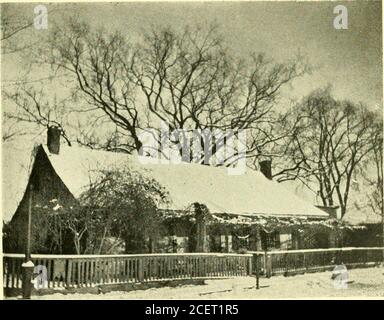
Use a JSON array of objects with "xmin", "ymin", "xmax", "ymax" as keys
[
  {"xmin": 261, "ymin": 231, "xmax": 280, "ymax": 250},
  {"xmin": 279, "ymin": 233, "xmax": 293, "ymax": 250}
]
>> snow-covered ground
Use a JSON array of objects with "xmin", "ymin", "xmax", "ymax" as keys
[{"xmin": 19, "ymin": 267, "xmax": 384, "ymax": 299}]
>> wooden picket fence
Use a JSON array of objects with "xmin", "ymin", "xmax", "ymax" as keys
[
  {"xmin": 250, "ymin": 247, "xmax": 384, "ymax": 277},
  {"xmin": 3, "ymin": 253, "xmax": 252, "ymax": 290},
  {"xmin": 3, "ymin": 247, "xmax": 383, "ymax": 295}
]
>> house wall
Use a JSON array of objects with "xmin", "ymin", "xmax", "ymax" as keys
[
  {"xmin": 343, "ymin": 224, "xmax": 383, "ymax": 247},
  {"xmin": 3, "ymin": 146, "xmax": 78, "ymax": 253},
  {"xmin": 4, "ymin": 145, "xmax": 334, "ymax": 254},
  {"xmin": 151, "ymin": 225, "xmax": 335, "ymax": 254}
]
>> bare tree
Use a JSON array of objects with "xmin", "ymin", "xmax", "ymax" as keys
[
  {"xmin": 1, "ymin": 4, "xmax": 36, "ymax": 142},
  {"xmin": 130, "ymin": 25, "xmax": 309, "ymax": 164},
  {"xmin": 42, "ymin": 19, "xmax": 308, "ymax": 163},
  {"xmin": 29, "ymin": 166, "xmax": 169, "ymax": 254},
  {"xmin": 1, "ymin": 4, "xmax": 72, "ymax": 143},
  {"xmin": 3, "ymin": 84, "xmax": 72, "ymax": 144},
  {"xmin": 43, "ymin": 19, "xmax": 142, "ymax": 152},
  {"xmin": 359, "ymin": 121, "xmax": 383, "ymax": 246},
  {"xmin": 0, "ymin": 3, "xmax": 34, "ymax": 54},
  {"xmin": 274, "ymin": 88, "xmax": 382, "ymax": 218}
]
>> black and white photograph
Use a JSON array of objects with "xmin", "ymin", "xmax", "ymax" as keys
[{"xmin": 1, "ymin": 0, "xmax": 383, "ymax": 302}]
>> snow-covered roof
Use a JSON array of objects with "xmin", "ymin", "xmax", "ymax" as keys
[
  {"xmin": 342, "ymin": 207, "xmax": 382, "ymax": 225},
  {"xmin": 41, "ymin": 144, "xmax": 328, "ymax": 218},
  {"xmin": 2, "ymin": 144, "xmax": 35, "ymax": 223}
]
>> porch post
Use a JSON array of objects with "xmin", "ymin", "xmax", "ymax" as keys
[
  {"xmin": 329, "ymin": 228, "xmax": 337, "ymax": 248},
  {"xmin": 294, "ymin": 230, "xmax": 301, "ymax": 250},
  {"xmin": 149, "ymin": 237, "xmax": 156, "ymax": 253},
  {"xmin": 195, "ymin": 203, "xmax": 208, "ymax": 252},
  {"xmin": 256, "ymin": 227, "xmax": 262, "ymax": 251},
  {"xmin": 220, "ymin": 226, "xmax": 230, "ymax": 253}
]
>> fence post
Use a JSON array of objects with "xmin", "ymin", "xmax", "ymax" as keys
[
  {"xmin": 138, "ymin": 258, "xmax": 144, "ymax": 282},
  {"xmin": 284, "ymin": 253, "xmax": 288, "ymax": 275},
  {"xmin": 265, "ymin": 253, "xmax": 272, "ymax": 278},
  {"xmin": 21, "ymin": 260, "xmax": 34, "ymax": 299},
  {"xmin": 253, "ymin": 254, "xmax": 260, "ymax": 290},
  {"xmin": 248, "ymin": 256, "xmax": 253, "ymax": 275},
  {"xmin": 303, "ymin": 252, "xmax": 307, "ymax": 271}
]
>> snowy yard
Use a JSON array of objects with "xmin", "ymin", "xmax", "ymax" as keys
[{"xmin": 27, "ymin": 266, "xmax": 384, "ymax": 299}]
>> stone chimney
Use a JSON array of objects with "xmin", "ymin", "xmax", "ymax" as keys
[
  {"xmin": 259, "ymin": 159, "xmax": 272, "ymax": 180},
  {"xmin": 47, "ymin": 126, "xmax": 61, "ymax": 154}
]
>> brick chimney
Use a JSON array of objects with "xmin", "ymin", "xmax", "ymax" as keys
[
  {"xmin": 259, "ymin": 159, "xmax": 272, "ymax": 180},
  {"xmin": 47, "ymin": 126, "xmax": 61, "ymax": 154}
]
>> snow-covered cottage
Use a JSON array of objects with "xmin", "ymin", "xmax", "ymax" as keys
[{"xmin": 4, "ymin": 127, "xmax": 333, "ymax": 254}]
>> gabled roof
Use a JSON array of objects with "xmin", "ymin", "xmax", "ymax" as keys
[{"xmin": 40, "ymin": 144, "xmax": 328, "ymax": 219}]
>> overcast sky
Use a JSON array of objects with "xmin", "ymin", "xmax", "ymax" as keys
[{"xmin": 2, "ymin": 1, "xmax": 383, "ymax": 108}]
